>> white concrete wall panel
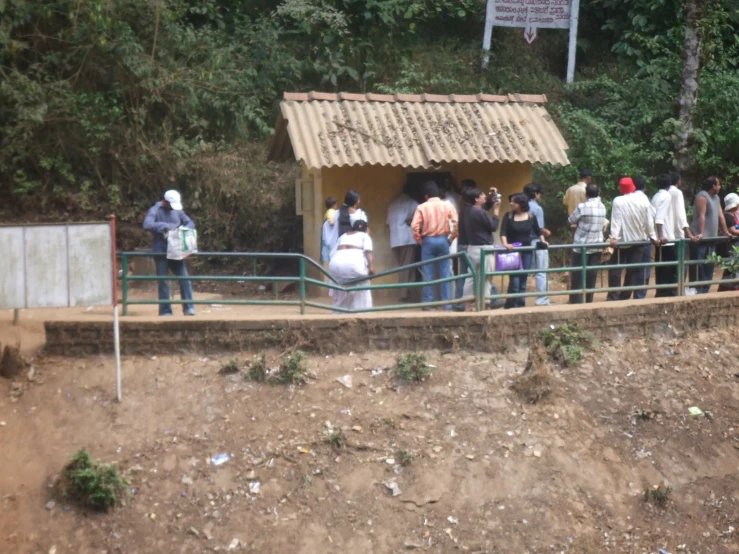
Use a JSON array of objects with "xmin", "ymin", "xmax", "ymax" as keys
[
  {"xmin": 67, "ymin": 224, "xmax": 113, "ymax": 306},
  {"xmin": 0, "ymin": 227, "xmax": 26, "ymax": 309},
  {"xmin": 24, "ymin": 226, "xmax": 69, "ymax": 308}
]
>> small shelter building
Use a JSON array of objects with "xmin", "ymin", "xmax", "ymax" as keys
[{"xmin": 268, "ymin": 91, "xmax": 570, "ymax": 288}]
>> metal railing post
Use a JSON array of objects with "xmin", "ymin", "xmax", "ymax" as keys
[
  {"xmin": 477, "ymin": 250, "xmax": 485, "ymax": 311},
  {"xmin": 122, "ymin": 253, "xmax": 129, "ymax": 316},
  {"xmin": 677, "ymin": 239, "xmax": 686, "ymax": 296},
  {"xmin": 580, "ymin": 244, "xmax": 587, "ymax": 304},
  {"xmin": 299, "ymin": 257, "xmax": 306, "ymax": 315}
]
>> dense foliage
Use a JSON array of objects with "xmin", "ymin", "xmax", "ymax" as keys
[{"xmin": 1, "ymin": 0, "xmax": 738, "ymax": 251}]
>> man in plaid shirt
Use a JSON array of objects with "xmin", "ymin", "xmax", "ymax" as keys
[{"xmin": 568, "ymin": 183, "xmax": 607, "ymax": 304}]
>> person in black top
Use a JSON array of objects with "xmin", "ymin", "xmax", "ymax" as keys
[
  {"xmin": 500, "ymin": 193, "xmax": 549, "ymax": 309},
  {"xmin": 458, "ymin": 186, "xmax": 503, "ymax": 310}
]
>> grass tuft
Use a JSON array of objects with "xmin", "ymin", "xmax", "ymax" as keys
[
  {"xmin": 393, "ymin": 353, "xmax": 434, "ymax": 382},
  {"xmin": 63, "ymin": 449, "xmax": 128, "ymax": 511}
]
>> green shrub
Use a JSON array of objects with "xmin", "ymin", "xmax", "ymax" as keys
[
  {"xmin": 219, "ymin": 358, "xmax": 240, "ymax": 374},
  {"xmin": 273, "ymin": 351, "xmax": 307, "ymax": 385},
  {"xmin": 64, "ymin": 449, "xmax": 128, "ymax": 511},
  {"xmin": 244, "ymin": 355, "xmax": 268, "ymax": 382},
  {"xmin": 543, "ymin": 323, "xmax": 594, "ymax": 366},
  {"xmin": 393, "ymin": 353, "xmax": 434, "ymax": 382}
]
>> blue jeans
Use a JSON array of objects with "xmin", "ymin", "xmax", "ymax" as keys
[
  {"xmin": 155, "ymin": 257, "xmax": 195, "ymax": 315},
  {"xmin": 634, "ymin": 245, "xmax": 652, "ymax": 299},
  {"xmin": 689, "ymin": 243, "xmax": 716, "ymax": 294},
  {"xmin": 421, "ymin": 236, "xmax": 451, "ymax": 309},
  {"xmin": 505, "ymin": 251, "xmax": 533, "ymax": 309},
  {"xmin": 533, "ymin": 248, "xmax": 550, "ymax": 305}
]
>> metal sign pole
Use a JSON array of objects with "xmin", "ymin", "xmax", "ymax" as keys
[
  {"xmin": 110, "ymin": 215, "xmax": 122, "ymax": 402},
  {"xmin": 482, "ymin": 0, "xmax": 495, "ymax": 69},
  {"xmin": 566, "ymin": 0, "xmax": 581, "ymax": 83}
]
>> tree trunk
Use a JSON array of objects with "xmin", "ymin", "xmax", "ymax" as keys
[{"xmin": 675, "ymin": 0, "xmax": 706, "ymax": 174}]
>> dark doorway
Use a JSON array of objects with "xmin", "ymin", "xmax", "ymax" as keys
[{"xmin": 405, "ymin": 172, "xmax": 453, "ymax": 203}]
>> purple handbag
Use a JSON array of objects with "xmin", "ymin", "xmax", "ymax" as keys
[{"xmin": 495, "ymin": 243, "xmax": 523, "ymax": 271}]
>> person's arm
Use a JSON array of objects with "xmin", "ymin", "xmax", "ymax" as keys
[
  {"xmin": 694, "ymin": 195, "xmax": 707, "ymax": 240},
  {"xmin": 563, "ymin": 188, "xmax": 570, "ymax": 208},
  {"xmin": 143, "ymin": 205, "xmax": 170, "ymax": 233},
  {"xmin": 653, "ymin": 196, "xmax": 668, "ymax": 244},
  {"xmin": 411, "ymin": 207, "xmax": 423, "ymax": 244},
  {"xmin": 500, "ymin": 213, "xmax": 513, "ymax": 251},
  {"xmin": 568, "ymin": 205, "xmax": 582, "ymax": 227},
  {"xmin": 531, "ymin": 215, "xmax": 548, "ymax": 245},
  {"xmin": 719, "ymin": 207, "xmax": 731, "ymax": 236},
  {"xmin": 609, "ymin": 201, "xmax": 622, "ymax": 246},
  {"xmin": 448, "ymin": 206, "xmax": 459, "ymax": 242},
  {"xmin": 180, "ymin": 211, "xmax": 195, "ymax": 229},
  {"xmin": 644, "ymin": 203, "xmax": 658, "ymax": 244},
  {"xmin": 364, "ymin": 251, "xmax": 375, "ymax": 274}
]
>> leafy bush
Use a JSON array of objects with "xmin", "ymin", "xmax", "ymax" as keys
[
  {"xmin": 326, "ymin": 429, "xmax": 346, "ymax": 448},
  {"xmin": 219, "ymin": 358, "xmax": 241, "ymax": 375},
  {"xmin": 244, "ymin": 355, "xmax": 268, "ymax": 382},
  {"xmin": 644, "ymin": 484, "xmax": 673, "ymax": 507},
  {"xmin": 393, "ymin": 352, "xmax": 435, "ymax": 382},
  {"xmin": 543, "ymin": 323, "xmax": 594, "ymax": 367},
  {"xmin": 63, "ymin": 449, "xmax": 128, "ymax": 511},
  {"xmin": 273, "ymin": 350, "xmax": 307, "ymax": 385}
]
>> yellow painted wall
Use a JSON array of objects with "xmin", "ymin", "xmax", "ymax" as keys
[{"xmin": 300, "ymin": 161, "xmax": 532, "ymax": 293}]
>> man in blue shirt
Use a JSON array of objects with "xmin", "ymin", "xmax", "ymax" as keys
[
  {"xmin": 143, "ymin": 190, "xmax": 196, "ymax": 316},
  {"xmin": 524, "ymin": 183, "xmax": 551, "ymax": 305}
]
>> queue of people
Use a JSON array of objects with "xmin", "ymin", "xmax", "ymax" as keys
[{"xmin": 146, "ymin": 169, "xmax": 735, "ymax": 316}]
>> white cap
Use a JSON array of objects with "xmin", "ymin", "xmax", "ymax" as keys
[
  {"xmin": 164, "ymin": 190, "xmax": 183, "ymax": 210},
  {"xmin": 725, "ymin": 192, "xmax": 739, "ymax": 212}
]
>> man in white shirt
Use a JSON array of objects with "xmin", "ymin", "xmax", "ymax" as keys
[
  {"xmin": 651, "ymin": 174, "xmax": 678, "ymax": 297},
  {"xmin": 668, "ymin": 172, "xmax": 694, "ymax": 241},
  {"xmin": 633, "ymin": 176, "xmax": 656, "ymax": 299},
  {"xmin": 386, "ymin": 186, "xmax": 419, "ymax": 302},
  {"xmin": 607, "ymin": 178, "xmax": 658, "ymax": 301}
]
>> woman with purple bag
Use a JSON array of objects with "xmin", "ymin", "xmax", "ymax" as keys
[{"xmin": 500, "ymin": 193, "xmax": 549, "ymax": 309}]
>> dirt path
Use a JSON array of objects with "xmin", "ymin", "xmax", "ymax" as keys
[{"xmin": 1, "ymin": 328, "xmax": 738, "ymax": 553}]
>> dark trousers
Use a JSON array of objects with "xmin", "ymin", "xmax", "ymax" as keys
[
  {"xmin": 654, "ymin": 244, "xmax": 678, "ymax": 297},
  {"xmin": 504, "ymin": 251, "xmax": 533, "ymax": 309},
  {"xmin": 569, "ymin": 251, "xmax": 601, "ymax": 304},
  {"xmin": 689, "ymin": 243, "xmax": 716, "ymax": 294},
  {"xmin": 392, "ymin": 245, "xmax": 417, "ymax": 301},
  {"xmin": 607, "ymin": 245, "xmax": 649, "ymax": 301},
  {"xmin": 155, "ymin": 257, "xmax": 195, "ymax": 315},
  {"xmin": 633, "ymin": 246, "xmax": 653, "ymax": 299}
]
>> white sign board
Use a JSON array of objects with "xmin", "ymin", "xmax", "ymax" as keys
[
  {"xmin": 482, "ymin": 0, "xmax": 580, "ymax": 81},
  {"xmin": 0, "ymin": 223, "xmax": 113, "ymax": 309}
]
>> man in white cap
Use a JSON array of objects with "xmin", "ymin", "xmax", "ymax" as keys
[{"xmin": 143, "ymin": 190, "xmax": 196, "ymax": 316}]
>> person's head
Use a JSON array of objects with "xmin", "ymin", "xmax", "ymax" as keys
[
  {"xmin": 724, "ymin": 193, "xmax": 739, "ymax": 214},
  {"xmin": 579, "ymin": 168, "xmax": 593, "ymax": 184},
  {"xmin": 523, "ymin": 182, "xmax": 541, "ymax": 201},
  {"xmin": 656, "ymin": 174, "xmax": 671, "ymax": 191},
  {"xmin": 703, "ymin": 176, "xmax": 721, "ymax": 195},
  {"xmin": 343, "ymin": 190, "xmax": 360, "ymax": 208},
  {"xmin": 162, "ymin": 190, "xmax": 182, "ymax": 211},
  {"xmin": 325, "ymin": 196, "xmax": 337, "ymax": 210},
  {"xmin": 670, "ymin": 172, "xmax": 681, "ymax": 187},
  {"xmin": 633, "ymin": 175, "xmax": 647, "ymax": 191},
  {"xmin": 422, "ymin": 180, "xmax": 440, "ymax": 200},
  {"xmin": 463, "ymin": 187, "xmax": 486, "ymax": 207},
  {"xmin": 460, "ymin": 179, "xmax": 477, "ymax": 191},
  {"xmin": 619, "ymin": 177, "xmax": 635, "ymax": 195},
  {"xmin": 351, "ymin": 219, "xmax": 368, "ymax": 233},
  {"xmin": 586, "ymin": 183, "xmax": 600, "ymax": 198},
  {"xmin": 509, "ymin": 193, "xmax": 529, "ymax": 214}
]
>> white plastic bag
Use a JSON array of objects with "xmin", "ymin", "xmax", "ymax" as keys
[{"xmin": 167, "ymin": 227, "xmax": 198, "ymax": 260}]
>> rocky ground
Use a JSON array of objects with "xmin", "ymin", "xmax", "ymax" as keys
[{"xmin": 1, "ymin": 326, "xmax": 738, "ymax": 554}]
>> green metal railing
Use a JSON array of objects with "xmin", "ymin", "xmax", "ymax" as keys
[
  {"xmin": 479, "ymin": 237, "xmax": 739, "ymax": 307},
  {"xmin": 118, "ymin": 250, "xmax": 476, "ymax": 315},
  {"xmin": 117, "ymin": 237, "xmax": 738, "ymax": 316}
]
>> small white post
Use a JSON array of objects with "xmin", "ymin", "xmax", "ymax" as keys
[
  {"xmin": 566, "ymin": 0, "xmax": 581, "ymax": 83},
  {"xmin": 482, "ymin": 0, "xmax": 495, "ymax": 69},
  {"xmin": 114, "ymin": 304, "xmax": 122, "ymax": 402}
]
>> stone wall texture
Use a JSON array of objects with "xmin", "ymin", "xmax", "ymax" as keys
[{"xmin": 44, "ymin": 294, "xmax": 739, "ymax": 356}]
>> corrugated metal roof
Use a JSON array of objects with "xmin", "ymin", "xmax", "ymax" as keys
[{"xmin": 268, "ymin": 92, "xmax": 569, "ymax": 169}]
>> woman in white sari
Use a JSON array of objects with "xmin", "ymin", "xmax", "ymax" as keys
[{"xmin": 328, "ymin": 220, "xmax": 375, "ymax": 312}]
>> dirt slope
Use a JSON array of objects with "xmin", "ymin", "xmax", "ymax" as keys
[{"xmin": 1, "ymin": 329, "xmax": 738, "ymax": 554}]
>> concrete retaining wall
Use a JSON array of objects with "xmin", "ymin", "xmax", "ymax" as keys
[{"xmin": 44, "ymin": 293, "xmax": 739, "ymax": 356}]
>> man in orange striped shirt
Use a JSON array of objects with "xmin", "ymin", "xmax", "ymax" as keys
[{"xmin": 411, "ymin": 181, "xmax": 459, "ymax": 310}]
